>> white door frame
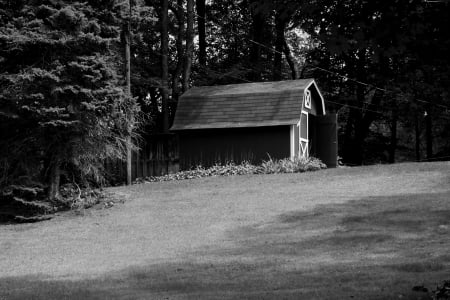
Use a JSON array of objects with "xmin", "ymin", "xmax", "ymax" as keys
[
  {"xmin": 290, "ymin": 125, "xmax": 295, "ymax": 159},
  {"xmin": 298, "ymin": 110, "xmax": 309, "ymax": 158}
]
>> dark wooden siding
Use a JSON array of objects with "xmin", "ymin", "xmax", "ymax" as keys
[{"xmin": 178, "ymin": 126, "xmax": 290, "ymax": 169}]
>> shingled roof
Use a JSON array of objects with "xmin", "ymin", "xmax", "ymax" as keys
[{"xmin": 171, "ymin": 78, "xmax": 321, "ymax": 130}]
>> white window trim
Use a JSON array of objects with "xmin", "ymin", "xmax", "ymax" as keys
[{"xmin": 304, "ymin": 89, "xmax": 311, "ymax": 109}]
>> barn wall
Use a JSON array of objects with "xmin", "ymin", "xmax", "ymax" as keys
[
  {"xmin": 178, "ymin": 126, "xmax": 290, "ymax": 169},
  {"xmin": 309, "ymin": 87, "xmax": 324, "ymax": 115}
]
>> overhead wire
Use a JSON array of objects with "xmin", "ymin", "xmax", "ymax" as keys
[
  {"xmin": 161, "ymin": 2, "xmax": 450, "ymax": 164},
  {"xmin": 312, "ymin": 66, "xmax": 450, "ymax": 111},
  {"xmin": 175, "ymin": 1, "xmax": 450, "ymax": 111},
  {"xmin": 153, "ymin": 49, "xmax": 446, "ymax": 118},
  {"xmin": 164, "ymin": 1, "xmax": 450, "ymax": 114}
]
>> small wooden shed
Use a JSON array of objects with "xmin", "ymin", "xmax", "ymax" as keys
[{"xmin": 171, "ymin": 79, "xmax": 337, "ymax": 169}]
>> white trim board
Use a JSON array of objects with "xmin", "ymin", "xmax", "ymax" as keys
[
  {"xmin": 304, "ymin": 79, "xmax": 326, "ymax": 115},
  {"xmin": 299, "ymin": 110, "xmax": 309, "ymax": 158},
  {"xmin": 290, "ymin": 125, "xmax": 295, "ymax": 159}
]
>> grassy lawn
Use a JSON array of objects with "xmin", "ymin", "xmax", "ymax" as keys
[{"xmin": 0, "ymin": 162, "xmax": 449, "ymax": 299}]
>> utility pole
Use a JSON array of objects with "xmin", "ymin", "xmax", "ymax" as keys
[{"xmin": 125, "ymin": 0, "xmax": 132, "ymax": 185}]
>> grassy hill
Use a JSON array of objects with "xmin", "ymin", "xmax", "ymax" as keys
[{"xmin": 1, "ymin": 162, "xmax": 449, "ymax": 299}]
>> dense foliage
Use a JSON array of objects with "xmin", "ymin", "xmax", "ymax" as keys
[
  {"xmin": 131, "ymin": 0, "xmax": 450, "ymax": 165},
  {"xmin": 295, "ymin": 0, "xmax": 450, "ymax": 164},
  {"xmin": 0, "ymin": 1, "xmax": 138, "ymax": 201}
]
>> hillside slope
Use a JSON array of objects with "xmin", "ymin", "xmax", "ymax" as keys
[{"xmin": 1, "ymin": 162, "xmax": 449, "ymax": 299}]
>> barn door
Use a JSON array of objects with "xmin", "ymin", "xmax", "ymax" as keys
[
  {"xmin": 298, "ymin": 110, "xmax": 309, "ymax": 158},
  {"xmin": 315, "ymin": 114, "xmax": 338, "ymax": 167}
]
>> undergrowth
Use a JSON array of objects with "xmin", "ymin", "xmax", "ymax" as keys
[
  {"xmin": 1, "ymin": 157, "xmax": 325, "ymax": 223},
  {"xmin": 136, "ymin": 157, "xmax": 326, "ymax": 183},
  {"xmin": 0, "ymin": 184, "xmax": 116, "ymax": 224}
]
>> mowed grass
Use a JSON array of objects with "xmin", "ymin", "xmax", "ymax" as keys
[{"xmin": 0, "ymin": 162, "xmax": 449, "ymax": 299}]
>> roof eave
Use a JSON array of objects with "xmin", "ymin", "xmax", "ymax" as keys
[{"xmin": 170, "ymin": 120, "xmax": 297, "ymax": 131}]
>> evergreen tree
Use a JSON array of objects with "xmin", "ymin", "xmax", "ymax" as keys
[{"xmin": 0, "ymin": 0, "xmax": 139, "ymax": 200}]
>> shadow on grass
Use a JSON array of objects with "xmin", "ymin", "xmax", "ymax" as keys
[
  {"xmin": 1, "ymin": 191, "xmax": 449, "ymax": 300},
  {"xmin": 222, "ymin": 191, "xmax": 450, "ymax": 258},
  {"xmin": 0, "ymin": 262, "xmax": 439, "ymax": 300}
]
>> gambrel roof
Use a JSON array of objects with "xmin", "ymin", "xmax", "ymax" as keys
[{"xmin": 171, "ymin": 78, "xmax": 325, "ymax": 130}]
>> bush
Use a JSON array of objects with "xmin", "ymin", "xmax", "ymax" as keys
[
  {"xmin": 137, "ymin": 157, "xmax": 327, "ymax": 183},
  {"xmin": 0, "ymin": 183, "xmax": 118, "ymax": 224},
  {"xmin": 258, "ymin": 157, "xmax": 326, "ymax": 174}
]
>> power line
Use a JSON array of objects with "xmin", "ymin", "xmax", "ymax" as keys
[
  {"xmin": 311, "ymin": 66, "xmax": 450, "ymax": 111},
  {"xmin": 324, "ymin": 99, "xmax": 385, "ymax": 115},
  {"xmin": 164, "ymin": 2, "xmax": 450, "ymax": 113},
  {"xmin": 150, "ymin": 39, "xmax": 447, "ymax": 118},
  {"xmin": 172, "ymin": 1, "xmax": 450, "ymax": 111},
  {"xmin": 312, "ymin": 66, "xmax": 387, "ymax": 93},
  {"xmin": 149, "ymin": 48, "xmax": 450, "ymax": 122}
]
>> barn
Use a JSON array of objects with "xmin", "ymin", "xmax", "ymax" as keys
[{"xmin": 171, "ymin": 79, "xmax": 337, "ymax": 169}]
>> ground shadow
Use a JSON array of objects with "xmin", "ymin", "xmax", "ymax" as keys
[{"xmin": 1, "ymin": 191, "xmax": 449, "ymax": 299}]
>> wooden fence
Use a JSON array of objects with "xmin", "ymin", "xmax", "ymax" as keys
[
  {"xmin": 105, "ymin": 133, "xmax": 179, "ymax": 183},
  {"xmin": 132, "ymin": 133, "xmax": 179, "ymax": 179}
]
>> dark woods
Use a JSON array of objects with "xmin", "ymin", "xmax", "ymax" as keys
[{"xmin": 0, "ymin": 0, "xmax": 449, "ymax": 206}]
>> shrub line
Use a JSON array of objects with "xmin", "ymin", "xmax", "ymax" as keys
[{"xmin": 135, "ymin": 157, "xmax": 327, "ymax": 183}]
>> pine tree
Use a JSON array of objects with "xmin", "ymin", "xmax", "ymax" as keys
[{"xmin": 0, "ymin": 1, "xmax": 139, "ymax": 200}]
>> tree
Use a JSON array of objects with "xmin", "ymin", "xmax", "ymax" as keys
[
  {"xmin": 172, "ymin": 0, "xmax": 185, "ymax": 102},
  {"xmin": 123, "ymin": 0, "xmax": 133, "ymax": 185},
  {"xmin": 290, "ymin": 0, "xmax": 450, "ymax": 164},
  {"xmin": 182, "ymin": 0, "xmax": 195, "ymax": 92},
  {"xmin": 0, "ymin": 0, "xmax": 138, "ymax": 199},
  {"xmin": 160, "ymin": 0, "xmax": 170, "ymax": 132},
  {"xmin": 196, "ymin": 0, "xmax": 206, "ymax": 67},
  {"xmin": 271, "ymin": 0, "xmax": 302, "ymax": 80}
]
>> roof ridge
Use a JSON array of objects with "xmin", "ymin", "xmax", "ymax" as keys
[
  {"xmin": 171, "ymin": 79, "xmax": 321, "ymax": 131},
  {"xmin": 183, "ymin": 79, "xmax": 315, "ymax": 97}
]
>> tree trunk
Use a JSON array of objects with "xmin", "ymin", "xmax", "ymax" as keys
[
  {"xmin": 249, "ymin": 0, "xmax": 265, "ymax": 81},
  {"xmin": 388, "ymin": 104, "xmax": 398, "ymax": 163},
  {"xmin": 123, "ymin": 3, "xmax": 132, "ymax": 185},
  {"xmin": 343, "ymin": 91, "xmax": 384, "ymax": 165},
  {"xmin": 182, "ymin": 0, "xmax": 194, "ymax": 92},
  {"xmin": 342, "ymin": 109, "xmax": 356, "ymax": 164},
  {"xmin": 347, "ymin": 72, "xmax": 366, "ymax": 165},
  {"xmin": 48, "ymin": 158, "xmax": 61, "ymax": 201},
  {"xmin": 425, "ymin": 106, "xmax": 433, "ymax": 160},
  {"xmin": 355, "ymin": 89, "xmax": 384, "ymax": 164},
  {"xmin": 283, "ymin": 39, "xmax": 298, "ymax": 79},
  {"xmin": 160, "ymin": 0, "xmax": 169, "ymax": 133},
  {"xmin": 344, "ymin": 52, "xmax": 385, "ymax": 165},
  {"xmin": 171, "ymin": 0, "xmax": 185, "ymax": 102},
  {"xmin": 273, "ymin": 12, "xmax": 284, "ymax": 81},
  {"xmin": 196, "ymin": 0, "xmax": 206, "ymax": 67},
  {"xmin": 352, "ymin": 112, "xmax": 364, "ymax": 164},
  {"xmin": 415, "ymin": 112, "xmax": 421, "ymax": 161}
]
